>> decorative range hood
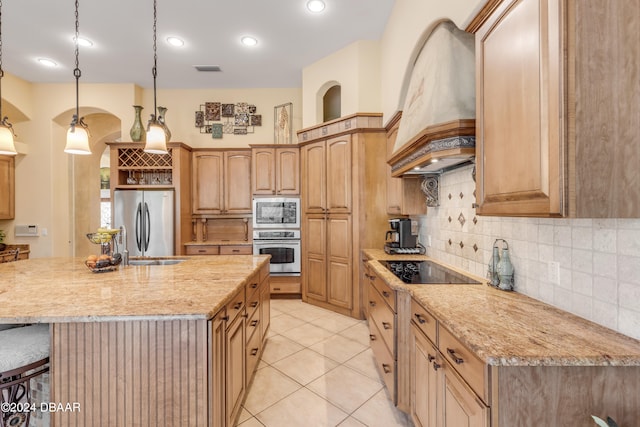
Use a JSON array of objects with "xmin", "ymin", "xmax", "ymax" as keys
[
  {"xmin": 388, "ymin": 119, "xmax": 475, "ymax": 176},
  {"xmin": 389, "ymin": 21, "xmax": 476, "ymax": 177}
]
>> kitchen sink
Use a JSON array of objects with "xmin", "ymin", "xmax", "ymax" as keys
[{"xmin": 128, "ymin": 258, "xmax": 188, "ymax": 266}]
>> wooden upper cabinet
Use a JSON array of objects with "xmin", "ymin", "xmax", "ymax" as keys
[
  {"xmin": 0, "ymin": 155, "xmax": 15, "ymax": 220},
  {"xmin": 193, "ymin": 151, "xmax": 224, "ymax": 214},
  {"xmin": 302, "ymin": 141, "xmax": 327, "ymax": 213},
  {"xmin": 193, "ymin": 150, "xmax": 251, "ymax": 215},
  {"xmin": 473, "ymin": 0, "xmax": 640, "ymax": 217},
  {"xmin": 325, "ymin": 136, "xmax": 352, "ymax": 213},
  {"xmin": 475, "ymin": 0, "xmax": 564, "ymax": 217},
  {"xmin": 251, "ymin": 146, "xmax": 300, "ymax": 195},
  {"xmin": 224, "ymin": 151, "xmax": 252, "ymax": 214},
  {"xmin": 251, "ymin": 148, "xmax": 275, "ymax": 195}
]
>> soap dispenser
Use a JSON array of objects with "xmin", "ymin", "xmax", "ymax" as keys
[{"xmin": 496, "ymin": 241, "xmax": 514, "ymax": 291}]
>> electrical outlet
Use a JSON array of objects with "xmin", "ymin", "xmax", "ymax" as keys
[
  {"xmin": 548, "ymin": 261, "xmax": 560, "ymax": 285},
  {"xmin": 427, "ymin": 235, "xmax": 432, "ymax": 247}
]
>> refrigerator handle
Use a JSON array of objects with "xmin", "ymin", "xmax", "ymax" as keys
[
  {"xmin": 135, "ymin": 202, "xmax": 142, "ymax": 251},
  {"xmin": 144, "ymin": 202, "xmax": 151, "ymax": 251}
]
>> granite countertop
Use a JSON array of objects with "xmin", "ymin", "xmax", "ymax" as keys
[
  {"xmin": 184, "ymin": 241, "xmax": 252, "ymax": 246},
  {"xmin": 0, "ymin": 255, "xmax": 269, "ymax": 323},
  {"xmin": 362, "ymin": 249, "xmax": 640, "ymax": 367}
]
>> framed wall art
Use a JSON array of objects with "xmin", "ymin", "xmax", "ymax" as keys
[
  {"xmin": 194, "ymin": 101, "xmax": 262, "ymax": 138},
  {"xmin": 274, "ymin": 102, "xmax": 293, "ymax": 144}
]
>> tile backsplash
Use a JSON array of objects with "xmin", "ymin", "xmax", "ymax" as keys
[{"xmin": 418, "ymin": 164, "xmax": 640, "ymax": 341}]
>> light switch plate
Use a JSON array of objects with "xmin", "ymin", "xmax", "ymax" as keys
[{"xmin": 548, "ymin": 261, "xmax": 560, "ymax": 285}]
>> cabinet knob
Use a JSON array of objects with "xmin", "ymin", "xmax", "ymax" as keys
[
  {"xmin": 369, "ymin": 301, "xmax": 376, "ymax": 307},
  {"xmin": 250, "ymin": 301, "xmax": 259, "ymax": 308},
  {"xmin": 382, "ymin": 322, "xmax": 392, "ymax": 330},
  {"xmin": 369, "ymin": 334, "xmax": 376, "ymax": 341},
  {"xmin": 428, "ymin": 354, "xmax": 435, "ymax": 362},
  {"xmin": 382, "ymin": 364, "xmax": 392, "ymax": 374},
  {"xmin": 382, "ymin": 291, "xmax": 391, "ymax": 298},
  {"xmin": 250, "ymin": 320, "xmax": 259, "ymax": 327},
  {"xmin": 446, "ymin": 348, "xmax": 464, "ymax": 364},
  {"xmin": 250, "ymin": 348, "xmax": 259, "ymax": 356},
  {"xmin": 414, "ymin": 313, "xmax": 427, "ymax": 324},
  {"xmin": 432, "ymin": 361, "xmax": 441, "ymax": 371},
  {"xmin": 233, "ymin": 302, "xmax": 243, "ymax": 310}
]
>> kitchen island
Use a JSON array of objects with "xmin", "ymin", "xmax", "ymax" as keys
[
  {"xmin": 0, "ymin": 255, "xmax": 271, "ymax": 427},
  {"xmin": 362, "ymin": 249, "xmax": 640, "ymax": 426}
]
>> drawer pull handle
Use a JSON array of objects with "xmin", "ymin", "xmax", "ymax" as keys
[
  {"xmin": 250, "ymin": 301, "xmax": 259, "ymax": 308},
  {"xmin": 414, "ymin": 313, "xmax": 427, "ymax": 324},
  {"xmin": 428, "ymin": 354, "xmax": 436, "ymax": 362},
  {"xmin": 198, "ymin": 249, "xmax": 206, "ymax": 253},
  {"xmin": 251, "ymin": 283, "xmax": 258, "ymax": 288},
  {"xmin": 382, "ymin": 322, "xmax": 392, "ymax": 330},
  {"xmin": 369, "ymin": 334, "xmax": 376, "ymax": 341},
  {"xmin": 222, "ymin": 315, "xmax": 229, "ymax": 322},
  {"xmin": 432, "ymin": 361, "xmax": 441, "ymax": 371},
  {"xmin": 447, "ymin": 348, "xmax": 464, "ymax": 364},
  {"xmin": 369, "ymin": 301, "xmax": 376, "ymax": 307},
  {"xmin": 250, "ymin": 320, "xmax": 259, "ymax": 327},
  {"xmin": 382, "ymin": 364, "xmax": 392, "ymax": 374},
  {"xmin": 233, "ymin": 302, "xmax": 243, "ymax": 310},
  {"xmin": 250, "ymin": 348, "xmax": 259, "ymax": 356},
  {"xmin": 382, "ymin": 291, "xmax": 390, "ymax": 298},
  {"xmin": 233, "ymin": 249, "xmax": 240, "ymax": 253},
  {"xmin": 273, "ymin": 287, "xmax": 281, "ymax": 291}
]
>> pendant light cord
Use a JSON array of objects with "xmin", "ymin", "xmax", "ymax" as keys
[
  {"xmin": 152, "ymin": 0, "xmax": 158, "ymax": 119},
  {"xmin": 73, "ymin": 0, "xmax": 81, "ymax": 123}
]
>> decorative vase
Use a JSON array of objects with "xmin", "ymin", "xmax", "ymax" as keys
[
  {"xmin": 487, "ymin": 245, "xmax": 500, "ymax": 287},
  {"xmin": 497, "ymin": 246, "xmax": 515, "ymax": 291},
  {"xmin": 157, "ymin": 106, "xmax": 171, "ymax": 142},
  {"xmin": 129, "ymin": 105, "xmax": 145, "ymax": 142}
]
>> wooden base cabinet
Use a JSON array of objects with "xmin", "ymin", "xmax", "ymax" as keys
[
  {"xmin": 472, "ymin": 0, "xmax": 640, "ymax": 217},
  {"xmin": 300, "ymin": 113, "xmax": 388, "ymax": 318}
]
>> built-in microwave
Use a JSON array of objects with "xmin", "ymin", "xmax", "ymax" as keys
[{"xmin": 252, "ymin": 197, "xmax": 300, "ymax": 229}]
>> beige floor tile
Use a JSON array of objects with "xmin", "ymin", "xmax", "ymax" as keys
[
  {"xmin": 236, "ymin": 408, "xmax": 253, "ymax": 425},
  {"xmin": 270, "ymin": 299, "xmax": 306, "ymax": 312},
  {"xmin": 309, "ymin": 313, "xmax": 362, "ymax": 333},
  {"xmin": 269, "ymin": 312, "xmax": 307, "ymax": 334},
  {"xmin": 256, "ymin": 387, "xmax": 348, "ymax": 427},
  {"xmin": 337, "ymin": 417, "xmax": 367, "ymax": 427},
  {"xmin": 279, "ymin": 322, "xmax": 336, "ymax": 347},
  {"xmin": 351, "ymin": 389, "xmax": 410, "ymax": 427},
  {"xmin": 338, "ymin": 322, "xmax": 372, "ymax": 347},
  {"xmin": 309, "ymin": 333, "xmax": 368, "ymax": 364},
  {"xmin": 287, "ymin": 303, "xmax": 339, "ymax": 321},
  {"xmin": 236, "ymin": 416, "xmax": 265, "ymax": 427},
  {"xmin": 272, "ymin": 348, "xmax": 339, "ymax": 385},
  {"xmin": 261, "ymin": 334, "xmax": 305, "ymax": 365},
  {"xmin": 307, "ymin": 365, "xmax": 383, "ymax": 414},
  {"xmin": 242, "ymin": 366, "xmax": 302, "ymax": 415},
  {"xmin": 343, "ymin": 348, "xmax": 382, "ymax": 383}
]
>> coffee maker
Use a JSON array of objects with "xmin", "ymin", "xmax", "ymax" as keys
[{"xmin": 384, "ymin": 218, "xmax": 423, "ymax": 254}]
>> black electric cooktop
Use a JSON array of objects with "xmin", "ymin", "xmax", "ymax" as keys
[{"xmin": 381, "ymin": 260, "xmax": 481, "ymax": 285}]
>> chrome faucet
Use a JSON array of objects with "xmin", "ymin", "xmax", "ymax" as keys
[{"xmin": 119, "ymin": 225, "xmax": 129, "ymax": 266}]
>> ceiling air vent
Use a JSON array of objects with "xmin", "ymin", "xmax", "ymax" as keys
[{"xmin": 194, "ymin": 65, "xmax": 222, "ymax": 72}]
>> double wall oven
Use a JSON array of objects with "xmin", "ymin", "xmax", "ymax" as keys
[{"xmin": 252, "ymin": 197, "xmax": 300, "ymax": 275}]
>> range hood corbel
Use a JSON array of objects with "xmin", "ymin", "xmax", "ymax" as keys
[{"xmin": 388, "ymin": 119, "xmax": 476, "ymax": 177}]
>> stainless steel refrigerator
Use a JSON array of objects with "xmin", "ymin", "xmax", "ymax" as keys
[{"xmin": 113, "ymin": 190, "xmax": 174, "ymax": 257}]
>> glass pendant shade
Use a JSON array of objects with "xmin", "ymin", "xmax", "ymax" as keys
[
  {"xmin": 144, "ymin": 123, "xmax": 167, "ymax": 154},
  {"xmin": 64, "ymin": 125, "xmax": 91, "ymax": 155},
  {"xmin": 0, "ymin": 124, "xmax": 16, "ymax": 155}
]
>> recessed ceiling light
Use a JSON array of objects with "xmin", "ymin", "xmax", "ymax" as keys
[
  {"xmin": 37, "ymin": 58, "xmax": 57, "ymax": 67},
  {"xmin": 167, "ymin": 36, "xmax": 184, "ymax": 47},
  {"xmin": 76, "ymin": 36, "xmax": 93, "ymax": 47},
  {"xmin": 241, "ymin": 36, "xmax": 258, "ymax": 47},
  {"xmin": 307, "ymin": 0, "xmax": 326, "ymax": 13}
]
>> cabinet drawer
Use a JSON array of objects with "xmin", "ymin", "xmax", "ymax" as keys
[
  {"xmin": 245, "ymin": 272, "xmax": 261, "ymax": 299},
  {"xmin": 371, "ymin": 272, "xmax": 396, "ymax": 312},
  {"xmin": 225, "ymin": 289, "xmax": 246, "ymax": 325},
  {"xmin": 185, "ymin": 245, "xmax": 220, "ymax": 255},
  {"xmin": 411, "ymin": 299, "xmax": 437, "ymax": 345},
  {"xmin": 439, "ymin": 325, "xmax": 488, "ymax": 404},
  {"xmin": 246, "ymin": 303, "xmax": 261, "ymax": 344},
  {"xmin": 368, "ymin": 283, "xmax": 395, "ymax": 356},
  {"xmin": 220, "ymin": 245, "xmax": 253, "ymax": 255},
  {"xmin": 246, "ymin": 322, "xmax": 262, "ymax": 379},
  {"xmin": 369, "ymin": 319, "xmax": 396, "ymax": 402}
]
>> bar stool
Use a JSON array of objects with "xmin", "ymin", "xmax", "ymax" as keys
[{"xmin": 0, "ymin": 324, "xmax": 49, "ymax": 427}]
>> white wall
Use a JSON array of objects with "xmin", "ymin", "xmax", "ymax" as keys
[{"xmin": 419, "ymin": 165, "xmax": 640, "ymax": 340}]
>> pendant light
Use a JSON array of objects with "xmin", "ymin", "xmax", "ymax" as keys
[
  {"xmin": 0, "ymin": 0, "xmax": 17, "ymax": 156},
  {"xmin": 144, "ymin": 0, "xmax": 168, "ymax": 154},
  {"xmin": 64, "ymin": 0, "xmax": 91, "ymax": 155}
]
